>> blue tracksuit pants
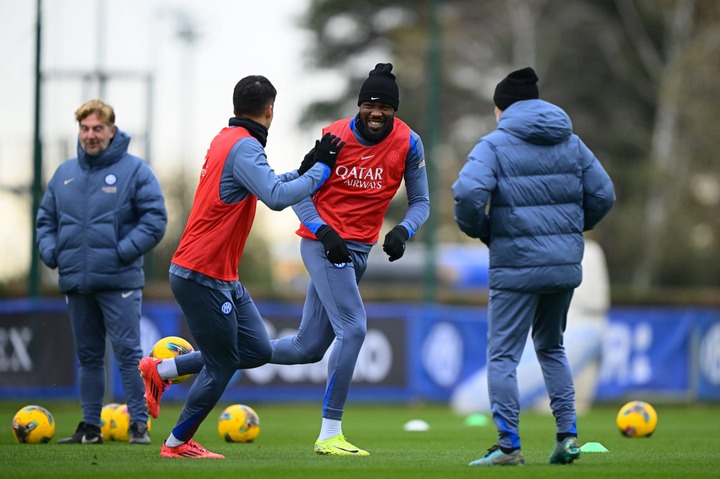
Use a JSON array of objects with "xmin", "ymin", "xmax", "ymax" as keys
[
  {"xmin": 486, "ymin": 288, "xmax": 577, "ymax": 450},
  {"xmin": 66, "ymin": 290, "xmax": 147, "ymax": 427},
  {"xmin": 270, "ymin": 238, "xmax": 369, "ymax": 421},
  {"xmin": 168, "ymin": 275, "xmax": 272, "ymax": 442}
]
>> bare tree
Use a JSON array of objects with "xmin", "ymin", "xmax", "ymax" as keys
[{"xmin": 624, "ymin": 0, "xmax": 696, "ymax": 292}]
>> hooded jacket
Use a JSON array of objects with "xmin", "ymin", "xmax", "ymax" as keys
[
  {"xmin": 452, "ymin": 99, "xmax": 615, "ymax": 292},
  {"xmin": 36, "ymin": 128, "xmax": 167, "ymax": 293}
]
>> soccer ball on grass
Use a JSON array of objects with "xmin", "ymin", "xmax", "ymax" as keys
[
  {"xmin": 100, "ymin": 403, "xmax": 121, "ymax": 440},
  {"xmin": 151, "ymin": 336, "xmax": 195, "ymax": 383},
  {"xmin": 109, "ymin": 404, "xmax": 151, "ymax": 441},
  {"xmin": 616, "ymin": 400, "xmax": 658, "ymax": 438},
  {"xmin": 218, "ymin": 404, "xmax": 260, "ymax": 442},
  {"xmin": 11, "ymin": 405, "xmax": 55, "ymax": 444}
]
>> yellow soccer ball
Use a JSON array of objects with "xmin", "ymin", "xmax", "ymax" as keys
[
  {"xmin": 151, "ymin": 336, "xmax": 195, "ymax": 383},
  {"xmin": 100, "ymin": 403, "xmax": 121, "ymax": 441},
  {"xmin": 11, "ymin": 405, "xmax": 55, "ymax": 444},
  {"xmin": 218, "ymin": 404, "xmax": 260, "ymax": 443},
  {"xmin": 109, "ymin": 404, "xmax": 151, "ymax": 441},
  {"xmin": 616, "ymin": 400, "xmax": 658, "ymax": 438}
]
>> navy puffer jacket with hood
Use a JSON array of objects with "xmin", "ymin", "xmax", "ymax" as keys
[
  {"xmin": 452, "ymin": 99, "xmax": 614, "ymax": 292},
  {"xmin": 36, "ymin": 128, "xmax": 167, "ymax": 293}
]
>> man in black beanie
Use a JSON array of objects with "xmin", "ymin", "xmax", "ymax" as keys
[
  {"xmin": 268, "ymin": 62, "xmax": 430, "ymax": 456},
  {"xmin": 493, "ymin": 66, "xmax": 539, "ymax": 111},
  {"xmin": 453, "ymin": 67, "xmax": 615, "ymax": 466},
  {"xmin": 357, "ymin": 63, "xmax": 400, "ymax": 111}
]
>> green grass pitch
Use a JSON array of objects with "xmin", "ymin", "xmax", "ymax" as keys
[{"xmin": 1, "ymin": 401, "xmax": 718, "ymax": 478}]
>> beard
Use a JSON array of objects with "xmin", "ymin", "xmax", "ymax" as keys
[{"xmin": 355, "ymin": 113, "xmax": 394, "ymax": 144}]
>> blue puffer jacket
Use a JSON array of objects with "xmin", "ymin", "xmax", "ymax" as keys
[
  {"xmin": 36, "ymin": 128, "xmax": 167, "ymax": 293},
  {"xmin": 452, "ymin": 99, "xmax": 615, "ymax": 292}
]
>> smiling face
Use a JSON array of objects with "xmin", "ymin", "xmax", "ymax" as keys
[
  {"xmin": 358, "ymin": 101, "xmax": 395, "ymax": 142},
  {"xmin": 78, "ymin": 112, "xmax": 115, "ymax": 156}
]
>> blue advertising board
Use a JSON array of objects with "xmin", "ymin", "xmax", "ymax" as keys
[
  {"xmin": 1, "ymin": 299, "xmax": 719, "ymax": 403},
  {"xmin": 696, "ymin": 310, "xmax": 720, "ymax": 400},
  {"xmin": 595, "ymin": 308, "xmax": 695, "ymax": 400}
]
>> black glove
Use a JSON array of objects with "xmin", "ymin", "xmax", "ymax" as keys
[
  {"xmin": 382, "ymin": 225, "xmax": 409, "ymax": 262},
  {"xmin": 297, "ymin": 144, "xmax": 317, "ymax": 176},
  {"xmin": 314, "ymin": 133, "xmax": 345, "ymax": 170},
  {"xmin": 316, "ymin": 225, "xmax": 351, "ymax": 264}
]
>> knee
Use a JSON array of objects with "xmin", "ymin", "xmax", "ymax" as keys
[
  {"xmin": 243, "ymin": 340, "xmax": 273, "ymax": 369},
  {"xmin": 280, "ymin": 342, "xmax": 326, "ymax": 363},
  {"xmin": 533, "ymin": 338, "xmax": 563, "ymax": 356},
  {"xmin": 301, "ymin": 349, "xmax": 327, "ymax": 363},
  {"xmin": 76, "ymin": 345, "xmax": 106, "ymax": 365},
  {"xmin": 271, "ymin": 336, "xmax": 333, "ymax": 364},
  {"xmin": 257, "ymin": 341, "xmax": 273, "ymax": 364},
  {"xmin": 204, "ymin": 369, "xmax": 235, "ymax": 393},
  {"xmin": 344, "ymin": 321, "xmax": 367, "ymax": 343}
]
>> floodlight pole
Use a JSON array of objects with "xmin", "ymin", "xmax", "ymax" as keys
[
  {"xmin": 29, "ymin": 0, "xmax": 43, "ymax": 298},
  {"xmin": 423, "ymin": 0, "xmax": 441, "ymax": 304}
]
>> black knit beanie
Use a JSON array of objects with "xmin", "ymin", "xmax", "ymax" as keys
[
  {"xmin": 493, "ymin": 66, "xmax": 539, "ymax": 110},
  {"xmin": 357, "ymin": 63, "xmax": 400, "ymax": 111}
]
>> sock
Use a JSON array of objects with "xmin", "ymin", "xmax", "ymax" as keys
[
  {"xmin": 557, "ymin": 432, "xmax": 577, "ymax": 442},
  {"xmin": 317, "ymin": 418, "xmax": 342, "ymax": 441},
  {"xmin": 499, "ymin": 445, "xmax": 518, "ymax": 454},
  {"xmin": 157, "ymin": 358, "xmax": 178, "ymax": 381},
  {"xmin": 165, "ymin": 432, "xmax": 184, "ymax": 447}
]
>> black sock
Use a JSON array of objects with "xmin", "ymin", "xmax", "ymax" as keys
[
  {"xmin": 499, "ymin": 446, "xmax": 518, "ymax": 454},
  {"xmin": 557, "ymin": 433, "xmax": 577, "ymax": 442}
]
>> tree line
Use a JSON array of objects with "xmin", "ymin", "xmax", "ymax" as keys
[{"xmin": 292, "ymin": 0, "xmax": 720, "ymax": 303}]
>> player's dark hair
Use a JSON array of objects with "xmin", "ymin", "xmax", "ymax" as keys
[{"xmin": 233, "ymin": 75, "xmax": 276, "ymax": 118}]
